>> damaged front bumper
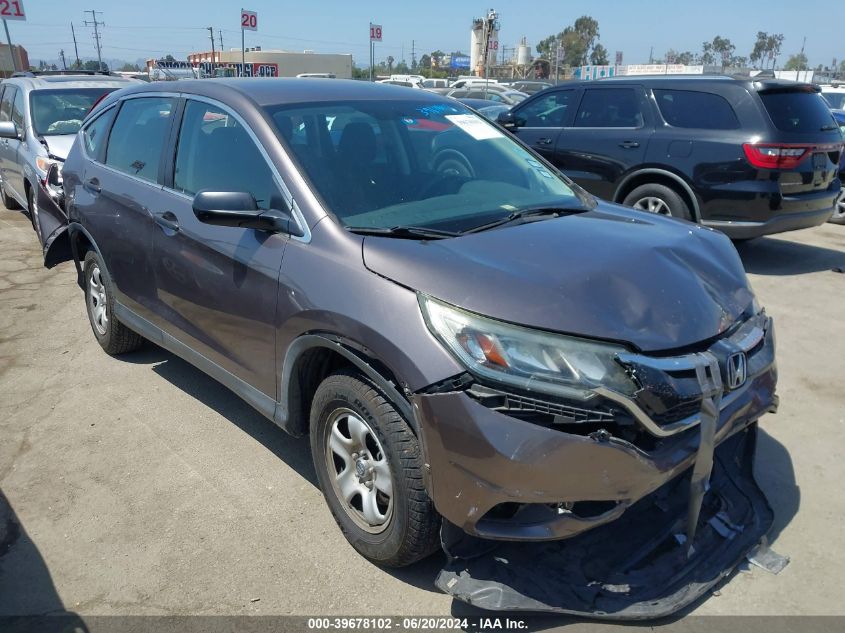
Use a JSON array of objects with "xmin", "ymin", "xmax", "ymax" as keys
[
  {"xmin": 435, "ymin": 425, "xmax": 772, "ymax": 618},
  {"xmin": 413, "ymin": 313, "xmax": 777, "ymax": 617}
]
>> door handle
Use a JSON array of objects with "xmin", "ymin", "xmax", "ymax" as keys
[
  {"xmin": 84, "ymin": 178, "xmax": 101, "ymax": 194},
  {"xmin": 619, "ymin": 141, "xmax": 640, "ymax": 149},
  {"xmin": 154, "ymin": 212, "xmax": 180, "ymax": 233},
  {"xmin": 536, "ymin": 138, "xmax": 554, "ymax": 145}
]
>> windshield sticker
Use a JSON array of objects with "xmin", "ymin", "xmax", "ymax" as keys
[
  {"xmin": 445, "ymin": 114, "xmax": 505, "ymax": 141},
  {"xmin": 525, "ymin": 158, "xmax": 554, "ymax": 179}
]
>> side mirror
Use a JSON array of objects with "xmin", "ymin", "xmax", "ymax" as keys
[
  {"xmin": 0, "ymin": 121, "xmax": 20, "ymax": 140},
  {"xmin": 496, "ymin": 111, "xmax": 522, "ymax": 130},
  {"xmin": 192, "ymin": 191, "xmax": 304, "ymax": 237}
]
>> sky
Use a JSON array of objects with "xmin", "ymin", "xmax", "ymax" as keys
[{"xmin": 9, "ymin": 0, "xmax": 843, "ymax": 70}]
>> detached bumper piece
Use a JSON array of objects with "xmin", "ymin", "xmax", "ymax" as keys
[{"xmin": 435, "ymin": 426, "xmax": 772, "ymax": 620}]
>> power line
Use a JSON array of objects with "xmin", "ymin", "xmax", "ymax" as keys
[{"xmin": 83, "ymin": 9, "xmax": 105, "ymax": 71}]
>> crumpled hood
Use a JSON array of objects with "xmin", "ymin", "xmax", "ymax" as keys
[
  {"xmin": 362, "ymin": 205, "xmax": 754, "ymax": 352},
  {"xmin": 41, "ymin": 135, "xmax": 74, "ymax": 161}
]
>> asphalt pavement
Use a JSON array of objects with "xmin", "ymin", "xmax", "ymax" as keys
[{"xmin": 1, "ymin": 206, "xmax": 844, "ymax": 621}]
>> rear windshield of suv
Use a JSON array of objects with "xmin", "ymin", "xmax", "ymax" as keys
[
  {"xmin": 30, "ymin": 88, "xmax": 117, "ymax": 135},
  {"xmin": 759, "ymin": 89, "xmax": 837, "ymax": 133}
]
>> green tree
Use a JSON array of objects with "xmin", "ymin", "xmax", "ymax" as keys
[
  {"xmin": 749, "ymin": 32, "xmax": 784, "ymax": 68},
  {"xmin": 82, "ymin": 60, "xmax": 109, "ymax": 72},
  {"xmin": 430, "ymin": 50, "xmax": 445, "ymax": 68},
  {"xmin": 784, "ymin": 53, "xmax": 808, "ymax": 71},
  {"xmin": 119, "ymin": 63, "xmax": 141, "ymax": 72},
  {"xmin": 420, "ymin": 54, "xmax": 431, "ymax": 70},
  {"xmin": 536, "ymin": 15, "xmax": 605, "ymax": 68},
  {"xmin": 386, "ymin": 55, "xmax": 394, "ymax": 72},
  {"xmin": 590, "ymin": 43, "xmax": 608, "ymax": 65},
  {"xmin": 665, "ymin": 49, "xmax": 695, "ymax": 65}
]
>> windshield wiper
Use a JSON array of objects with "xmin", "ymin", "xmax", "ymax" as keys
[
  {"xmin": 461, "ymin": 205, "xmax": 587, "ymax": 235},
  {"xmin": 347, "ymin": 225, "xmax": 460, "ymax": 240},
  {"xmin": 820, "ymin": 124, "xmax": 840, "ymax": 131}
]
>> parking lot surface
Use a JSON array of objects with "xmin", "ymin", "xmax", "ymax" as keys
[{"xmin": 1, "ymin": 205, "xmax": 843, "ymax": 618}]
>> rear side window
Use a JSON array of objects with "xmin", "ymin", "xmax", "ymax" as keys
[
  {"xmin": 105, "ymin": 97, "xmax": 175, "ymax": 183},
  {"xmin": 0, "ymin": 86, "xmax": 15, "ymax": 123},
  {"xmin": 759, "ymin": 90, "xmax": 836, "ymax": 133},
  {"xmin": 82, "ymin": 106, "xmax": 117, "ymax": 162},
  {"xmin": 174, "ymin": 100, "xmax": 279, "ymax": 210},
  {"xmin": 574, "ymin": 88, "xmax": 643, "ymax": 128},
  {"xmin": 654, "ymin": 89, "xmax": 740, "ymax": 130}
]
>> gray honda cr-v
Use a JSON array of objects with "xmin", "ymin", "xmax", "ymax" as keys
[{"xmin": 37, "ymin": 79, "xmax": 779, "ymax": 619}]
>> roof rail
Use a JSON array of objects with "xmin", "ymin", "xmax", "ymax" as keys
[{"xmin": 10, "ymin": 70, "xmax": 116, "ymax": 78}]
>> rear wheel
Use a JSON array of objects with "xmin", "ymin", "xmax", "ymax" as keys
[
  {"xmin": 623, "ymin": 183, "xmax": 692, "ymax": 221},
  {"xmin": 1, "ymin": 179, "xmax": 21, "ymax": 210},
  {"xmin": 310, "ymin": 370, "xmax": 440, "ymax": 567},
  {"xmin": 83, "ymin": 250, "xmax": 144, "ymax": 355},
  {"xmin": 829, "ymin": 187, "xmax": 845, "ymax": 225}
]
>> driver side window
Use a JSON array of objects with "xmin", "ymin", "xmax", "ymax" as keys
[{"xmin": 518, "ymin": 90, "xmax": 574, "ymax": 127}]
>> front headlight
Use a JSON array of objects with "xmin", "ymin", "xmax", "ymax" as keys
[
  {"xmin": 419, "ymin": 294, "xmax": 636, "ymax": 400},
  {"xmin": 35, "ymin": 156, "xmax": 62, "ymax": 174}
]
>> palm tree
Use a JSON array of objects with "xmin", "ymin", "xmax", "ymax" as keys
[{"xmin": 387, "ymin": 56, "xmax": 394, "ymax": 72}]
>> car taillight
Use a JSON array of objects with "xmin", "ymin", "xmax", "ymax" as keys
[{"xmin": 742, "ymin": 143, "xmax": 811, "ymax": 169}]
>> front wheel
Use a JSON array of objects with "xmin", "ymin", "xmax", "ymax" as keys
[{"xmin": 310, "ymin": 370, "xmax": 440, "ymax": 567}]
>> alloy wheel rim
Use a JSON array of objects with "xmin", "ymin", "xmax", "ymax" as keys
[
  {"xmin": 325, "ymin": 407, "xmax": 394, "ymax": 534},
  {"xmin": 633, "ymin": 196, "xmax": 672, "ymax": 216},
  {"xmin": 87, "ymin": 265, "xmax": 109, "ymax": 336}
]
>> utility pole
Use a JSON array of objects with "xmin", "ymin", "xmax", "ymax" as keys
[
  {"xmin": 207, "ymin": 26, "xmax": 216, "ymax": 77},
  {"xmin": 59, "ymin": 49, "xmax": 67, "ymax": 70},
  {"xmin": 411, "ymin": 40, "xmax": 415, "ymax": 71},
  {"xmin": 218, "ymin": 30, "xmax": 224, "ymax": 51},
  {"xmin": 3, "ymin": 20, "xmax": 18, "ymax": 72},
  {"xmin": 649, "ymin": 46, "xmax": 654, "ymax": 64},
  {"xmin": 84, "ymin": 10, "xmax": 105, "ymax": 72},
  {"xmin": 71, "ymin": 23, "xmax": 81, "ymax": 67}
]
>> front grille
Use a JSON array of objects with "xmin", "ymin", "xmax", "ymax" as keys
[
  {"xmin": 649, "ymin": 399, "xmax": 702, "ymax": 425},
  {"xmin": 495, "ymin": 391, "xmax": 615, "ymax": 425}
]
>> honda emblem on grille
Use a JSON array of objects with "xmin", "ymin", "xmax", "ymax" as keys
[{"xmin": 727, "ymin": 352, "xmax": 747, "ymax": 390}]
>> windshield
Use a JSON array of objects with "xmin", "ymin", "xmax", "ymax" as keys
[
  {"xmin": 821, "ymin": 92, "xmax": 845, "ymax": 110},
  {"xmin": 30, "ymin": 88, "xmax": 117, "ymax": 136},
  {"xmin": 264, "ymin": 99, "xmax": 585, "ymax": 232}
]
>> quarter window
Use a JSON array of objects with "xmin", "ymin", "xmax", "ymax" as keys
[
  {"xmin": 0, "ymin": 86, "xmax": 15, "ymax": 123},
  {"xmin": 10, "ymin": 88, "xmax": 24, "ymax": 130},
  {"xmin": 105, "ymin": 97, "xmax": 176, "ymax": 183},
  {"xmin": 518, "ymin": 90, "xmax": 575, "ymax": 127},
  {"xmin": 82, "ymin": 107, "xmax": 117, "ymax": 162},
  {"xmin": 574, "ymin": 88, "xmax": 643, "ymax": 128},
  {"xmin": 654, "ymin": 89, "xmax": 740, "ymax": 130},
  {"xmin": 174, "ymin": 100, "xmax": 279, "ymax": 210}
]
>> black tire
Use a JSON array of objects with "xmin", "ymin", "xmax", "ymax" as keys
[
  {"xmin": 1, "ymin": 180, "xmax": 21, "ymax": 210},
  {"xmin": 623, "ymin": 183, "xmax": 692, "ymax": 221},
  {"xmin": 829, "ymin": 188, "xmax": 845, "ymax": 225},
  {"xmin": 310, "ymin": 370, "xmax": 440, "ymax": 567},
  {"xmin": 27, "ymin": 186, "xmax": 39, "ymax": 239},
  {"xmin": 82, "ymin": 250, "xmax": 144, "ymax": 355}
]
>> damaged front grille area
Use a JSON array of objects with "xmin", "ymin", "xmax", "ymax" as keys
[{"xmin": 467, "ymin": 384, "xmax": 616, "ymax": 425}]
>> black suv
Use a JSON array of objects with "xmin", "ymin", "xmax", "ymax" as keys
[{"xmin": 498, "ymin": 75, "xmax": 844, "ymax": 238}]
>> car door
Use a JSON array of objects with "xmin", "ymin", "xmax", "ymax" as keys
[
  {"xmin": 7, "ymin": 85, "xmax": 28, "ymax": 198},
  {"xmin": 554, "ymin": 85, "xmax": 652, "ymax": 201},
  {"xmin": 509, "ymin": 88, "xmax": 579, "ymax": 165},
  {"xmin": 77, "ymin": 96, "xmax": 178, "ymax": 322},
  {"xmin": 0, "ymin": 85, "xmax": 20, "ymax": 200},
  {"xmin": 151, "ymin": 98, "xmax": 288, "ymax": 398}
]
